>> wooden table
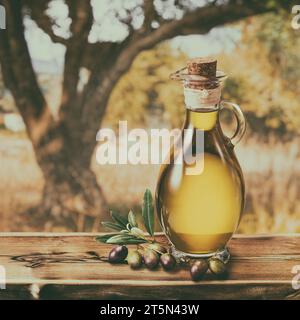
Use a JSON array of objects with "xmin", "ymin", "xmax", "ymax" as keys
[{"xmin": 0, "ymin": 233, "xmax": 299, "ymax": 300}]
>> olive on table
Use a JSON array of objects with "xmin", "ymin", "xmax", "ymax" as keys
[
  {"xmin": 190, "ymin": 259, "xmax": 209, "ymax": 281},
  {"xmin": 143, "ymin": 249, "xmax": 159, "ymax": 270},
  {"xmin": 160, "ymin": 253, "xmax": 176, "ymax": 271},
  {"xmin": 209, "ymin": 258, "xmax": 226, "ymax": 275},
  {"xmin": 108, "ymin": 245, "xmax": 128, "ymax": 264},
  {"xmin": 127, "ymin": 250, "xmax": 143, "ymax": 269}
]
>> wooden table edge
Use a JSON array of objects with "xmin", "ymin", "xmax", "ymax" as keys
[
  {"xmin": 0, "ymin": 232, "xmax": 299, "ymax": 238},
  {"xmin": 1, "ymin": 233, "xmax": 299, "ymax": 299},
  {"xmin": 3, "ymin": 279, "xmax": 295, "ymax": 286}
]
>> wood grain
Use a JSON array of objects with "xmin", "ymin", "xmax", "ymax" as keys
[{"xmin": 0, "ymin": 233, "xmax": 299, "ymax": 300}]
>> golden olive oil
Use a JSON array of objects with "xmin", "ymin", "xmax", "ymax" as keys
[{"xmin": 156, "ymin": 109, "xmax": 244, "ymax": 255}]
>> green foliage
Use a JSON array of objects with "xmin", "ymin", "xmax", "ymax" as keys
[
  {"xmin": 105, "ymin": 234, "xmax": 147, "ymax": 245},
  {"xmin": 101, "ymin": 221, "xmax": 124, "ymax": 231},
  {"xmin": 104, "ymin": 44, "xmax": 186, "ymax": 129},
  {"xmin": 104, "ymin": 12, "xmax": 299, "ymax": 137},
  {"xmin": 220, "ymin": 13, "xmax": 300, "ymax": 135},
  {"xmin": 97, "ymin": 189, "xmax": 156, "ymax": 244},
  {"xmin": 223, "ymin": 77, "xmax": 247, "ymax": 103},
  {"xmin": 110, "ymin": 210, "xmax": 128, "ymax": 229},
  {"xmin": 256, "ymin": 13, "xmax": 300, "ymax": 90},
  {"xmin": 128, "ymin": 210, "xmax": 137, "ymax": 228},
  {"xmin": 142, "ymin": 189, "xmax": 154, "ymax": 237}
]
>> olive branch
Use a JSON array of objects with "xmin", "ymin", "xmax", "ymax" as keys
[{"xmin": 96, "ymin": 189, "xmax": 155, "ymax": 245}]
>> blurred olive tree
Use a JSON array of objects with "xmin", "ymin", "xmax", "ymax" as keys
[
  {"xmin": 221, "ymin": 13, "xmax": 300, "ymax": 137},
  {"xmin": 105, "ymin": 45, "xmax": 186, "ymax": 129},
  {"xmin": 108, "ymin": 11, "xmax": 300, "ymax": 138},
  {"xmin": 0, "ymin": 0, "xmax": 296, "ymax": 230}
]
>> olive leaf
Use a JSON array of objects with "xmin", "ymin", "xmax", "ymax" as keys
[
  {"xmin": 110, "ymin": 211, "xmax": 128, "ymax": 229},
  {"xmin": 130, "ymin": 227, "xmax": 145, "ymax": 238},
  {"xmin": 123, "ymin": 238, "xmax": 148, "ymax": 244},
  {"xmin": 101, "ymin": 221, "xmax": 123, "ymax": 231},
  {"xmin": 128, "ymin": 210, "xmax": 137, "ymax": 228},
  {"xmin": 106, "ymin": 234, "xmax": 132, "ymax": 244},
  {"xmin": 95, "ymin": 234, "xmax": 119, "ymax": 243},
  {"xmin": 106, "ymin": 234, "xmax": 147, "ymax": 244},
  {"xmin": 142, "ymin": 189, "xmax": 155, "ymax": 236},
  {"xmin": 97, "ymin": 189, "xmax": 156, "ymax": 246}
]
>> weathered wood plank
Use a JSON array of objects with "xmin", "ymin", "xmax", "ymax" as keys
[{"xmin": 0, "ymin": 233, "xmax": 299, "ymax": 300}]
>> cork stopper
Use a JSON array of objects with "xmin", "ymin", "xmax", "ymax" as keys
[
  {"xmin": 170, "ymin": 57, "xmax": 225, "ymax": 107},
  {"xmin": 185, "ymin": 57, "xmax": 218, "ymax": 90},
  {"xmin": 187, "ymin": 57, "xmax": 217, "ymax": 78}
]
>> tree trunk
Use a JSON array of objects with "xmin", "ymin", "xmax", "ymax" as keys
[
  {"xmin": 30, "ymin": 125, "xmax": 107, "ymax": 232},
  {"xmin": 40, "ymin": 161, "xmax": 106, "ymax": 232}
]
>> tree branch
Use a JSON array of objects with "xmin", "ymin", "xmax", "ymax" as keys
[
  {"xmin": 135, "ymin": 1, "xmax": 274, "ymax": 51},
  {"xmin": 0, "ymin": 0, "xmax": 53, "ymax": 145},
  {"xmin": 60, "ymin": 0, "xmax": 93, "ymax": 121},
  {"xmin": 142, "ymin": 0, "xmax": 156, "ymax": 32},
  {"xmin": 25, "ymin": 0, "xmax": 67, "ymax": 45}
]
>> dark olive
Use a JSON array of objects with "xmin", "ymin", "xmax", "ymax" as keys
[
  {"xmin": 209, "ymin": 258, "xmax": 226, "ymax": 275},
  {"xmin": 147, "ymin": 243, "xmax": 168, "ymax": 255},
  {"xmin": 108, "ymin": 245, "xmax": 128, "ymax": 264},
  {"xmin": 127, "ymin": 250, "xmax": 143, "ymax": 269},
  {"xmin": 160, "ymin": 253, "xmax": 176, "ymax": 271},
  {"xmin": 190, "ymin": 259, "xmax": 209, "ymax": 281},
  {"xmin": 143, "ymin": 249, "xmax": 159, "ymax": 270}
]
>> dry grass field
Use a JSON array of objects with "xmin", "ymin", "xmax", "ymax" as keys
[{"xmin": 237, "ymin": 136, "xmax": 300, "ymax": 233}]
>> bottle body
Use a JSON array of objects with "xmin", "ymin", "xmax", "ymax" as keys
[{"xmin": 156, "ymin": 108, "xmax": 245, "ymax": 256}]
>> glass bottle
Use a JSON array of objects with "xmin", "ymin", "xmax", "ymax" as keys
[{"xmin": 155, "ymin": 58, "xmax": 246, "ymax": 258}]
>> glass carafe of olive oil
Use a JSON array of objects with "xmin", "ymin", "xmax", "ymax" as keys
[{"xmin": 156, "ymin": 58, "xmax": 246, "ymax": 258}]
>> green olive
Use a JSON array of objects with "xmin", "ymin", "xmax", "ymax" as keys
[
  {"xmin": 126, "ymin": 250, "xmax": 143, "ymax": 269},
  {"xmin": 143, "ymin": 249, "xmax": 159, "ymax": 270},
  {"xmin": 209, "ymin": 258, "xmax": 226, "ymax": 275}
]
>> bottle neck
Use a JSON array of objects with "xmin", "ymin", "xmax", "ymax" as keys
[
  {"xmin": 183, "ymin": 85, "xmax": 221, "ymax": 131},
  {"xmin": 183, "ymin": 86, "xmax": 221, "ymax": 110},
  {"xmin": 185, "ymin": 108, "xmax": 219, "ymax": 131}
]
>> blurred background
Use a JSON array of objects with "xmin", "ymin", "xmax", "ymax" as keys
[{"xmin": 0, "ymin": 0, "xmax": 299, "ymax": 233}]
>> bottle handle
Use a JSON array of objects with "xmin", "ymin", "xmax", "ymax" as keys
[{"xmin": 220, "ymin": 101, "xmax": 246, "ymax": 146}]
